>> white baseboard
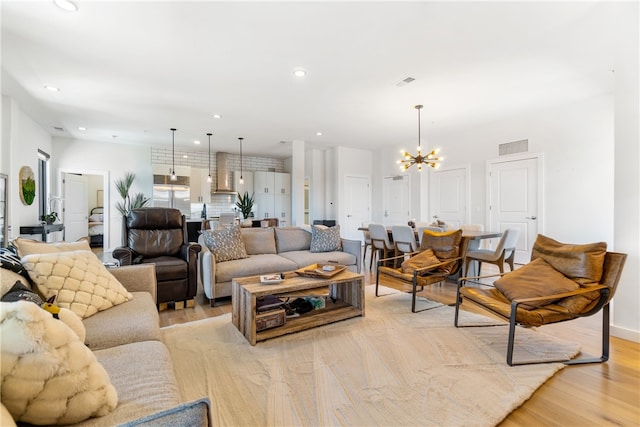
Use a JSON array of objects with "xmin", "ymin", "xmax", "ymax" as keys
[{"xmin": 611, "ymin": 325, "xmax": 640, "ymax": 343}]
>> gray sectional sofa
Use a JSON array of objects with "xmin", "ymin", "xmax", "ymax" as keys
[
  {"xmin": 198, "ymin": 226, "xmax": 361, "ymax": 306},
  {"xmin": 0, "ymin": 262, "xmax": 210, "ymax": 427}
]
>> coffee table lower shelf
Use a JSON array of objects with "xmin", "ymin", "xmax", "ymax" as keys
[{"xmin": 232, "ymin": 271, "xmax": 365, "ymax": 345}]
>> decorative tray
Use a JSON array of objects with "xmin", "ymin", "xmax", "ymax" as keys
[
  {"xmin": 260, "ymin": 274, "xmax": 284, "ymax": 284},
  {"xmin": 294, "ymin": 263, "xmax": 347, "ymax": 279}
]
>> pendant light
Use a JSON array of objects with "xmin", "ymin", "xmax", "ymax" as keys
[
  {"xmin": 206, "ymin": 133, "xmax": 213, "ymax": 183},
  {"xmin": 398, "ymin": 105, "xmax": 443, "ymax": 171},
  {"xmin": 238, "ymin": 137, "xmax": 244, "ymax": 185},
  {"xmin": 170, "ymin": 128, "xmax": 177, "ymax": 181}
]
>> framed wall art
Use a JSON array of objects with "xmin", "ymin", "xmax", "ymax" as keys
[{"xmin": 19, "ymin": 166, "xmax": 36, "ymax": 206}]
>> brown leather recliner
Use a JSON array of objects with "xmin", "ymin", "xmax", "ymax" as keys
[{"xmin": 113, "ymin": 207, "xmax": 201, "ymax": 307}]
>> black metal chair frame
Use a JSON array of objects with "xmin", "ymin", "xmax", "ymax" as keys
[{"xmin": 454, "ymin": 251, "xmax": 626, "ymax": 366}]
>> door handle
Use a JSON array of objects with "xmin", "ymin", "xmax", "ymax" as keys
[
  {"xmin": 526, "ymin": 216, "xmax": 537, "ymax": 220},
  {"xmin": 347, "ymin": 214, "xmax": 352, "ymax": 218}
]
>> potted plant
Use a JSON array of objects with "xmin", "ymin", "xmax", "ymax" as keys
[
  {"xmin": 115, "ymin": 172, "xmax": 150, "ymax": 216},
  {"xmin": 40, "ymin": 211, "xmax": 58, "ymax": 225},
  {"xmin": 235, "ymin": 191, "xmax": 254, "ymax": 227}
]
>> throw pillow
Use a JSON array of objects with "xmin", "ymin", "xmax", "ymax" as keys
[
  {"xmin": 310, "ymin": 225, "xmax": 342, "ymax": 253},
  {"xmin": 12, "ymin": 237, "xmax": 92, "ymax": 258},
  {"xmin": 494, "ymin": 258, "xmax": 580, "ymax": 309},
  {"xmin": 22, "ymin": 250, "xmax": 132, "ymax": 319},
  {"xmin": 401, "ymin": 249, "xmax": 441, "ymax": 274},
  {"xmin": 531, "ymin": 234, "xmax": 606, "ymax": 285},
  {"xmin": 202, "ymin": 225, "xmax": 248, "ymax": 263},
  {"xmin": 420, "ymin": 229, "xmax": 463, "ymax": 260},
  {"xmin": 0, "ymin": 301, "xmax": 117, "ymax": 424}
]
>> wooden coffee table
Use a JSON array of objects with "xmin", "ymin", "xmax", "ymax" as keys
[{"xmin": 232, "ymin": 269, "xmax": 365, "ymax": 345}]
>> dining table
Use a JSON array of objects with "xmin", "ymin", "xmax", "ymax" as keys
[{"xmin": 357, "ymin": 226, "xmax": 503, "ymax": 277}]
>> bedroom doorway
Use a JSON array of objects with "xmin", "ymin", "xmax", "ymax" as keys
[{"xmin": 58, "ymin": 169, "xmax": 107, "ymax": 250}]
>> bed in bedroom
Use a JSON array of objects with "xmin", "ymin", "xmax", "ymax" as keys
[{"xmin": 88, "ymin": 206, "xmax": 104, "ymax": 247}]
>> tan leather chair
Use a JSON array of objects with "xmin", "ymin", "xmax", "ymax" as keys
[
  {"xmin": 455, "ymin": 234, "xmax": 627, "ymax": 366},
  {"xmin": 113, "ymin": 207, "xmax": 201, "ymax": 308},
  {"xmin": 377, "ymin": 229, "xmax": 465, "ymax": 312}
]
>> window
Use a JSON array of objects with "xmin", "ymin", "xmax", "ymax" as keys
[{"xmin": 38, "ymin": 150, "xmax": 50, "ymax": 219}]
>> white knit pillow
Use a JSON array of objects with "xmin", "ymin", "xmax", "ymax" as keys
[
  {"xmin": 22, "ymin": 250, "xmax": 132, "ymax": 319},
  {"xmin": 0, "ymin": 301, "xmax": 118, "ymax": 424}
]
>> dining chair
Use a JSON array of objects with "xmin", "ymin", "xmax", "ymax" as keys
[
  {"xmin": 368, "ymin": 223, "xmax": 394, "ymax": 270},
  {"xmin": 416, "ymin": 225, "xmax": 444, "ymax": 246},
  {"xmin": 391, "ymin": 225, "xmax": 418, "ymax": 260},
  {"xmin": 464, "ymin": 228, "xmax": 520, "ymax": 275},
  {"xmin": 218, "ymin": 212, "xmax": 237, "ymax": 227},
  {"xmin": 361, "ymin": 222, "xmax": 374, "ymax": 269}
]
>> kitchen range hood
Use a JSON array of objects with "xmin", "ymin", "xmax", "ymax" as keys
[{"xmin": 214, "ymin": 152, "xmax": 236, "ymax": 194}]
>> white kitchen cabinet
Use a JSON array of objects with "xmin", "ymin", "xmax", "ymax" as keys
[
  {"xmin": 274, "ymin": 172, "xmax": 290, "ymax": 195},
  {"xmin": 190, "ymin": 168, "xmax": 212, "ymax": 203},
  {"xmin": 254, "ymin": 172, "xmax": 290, "ymax": 225},
  {"xmin": 254, "ymin": 171, "xmax": 289, "ymax": 195}
]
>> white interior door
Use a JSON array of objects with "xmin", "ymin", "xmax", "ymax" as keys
[
  {"xmin": 63, "ymin": 173, "xmax": 89, "ymax": 242},
  {"xmin": 488, "ymin": 155, "xmax": 541, "ymax": 264},
  {"xmin": 429, "ymin": 167, "xmax": 468, "ymax": 228},
  {"xmin": 382, "ymin": 175, "xmax": 410, "ymax": 226},
  {"xmin": 344, "ymin": 175, "xmax": 370, "ymax": 241}
]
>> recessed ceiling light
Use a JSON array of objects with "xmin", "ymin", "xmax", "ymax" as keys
[
  {"xmin": 44, "ymin": 85, "xmax": 60, "ymax": 92},
  {"xmin": 78, "ymin": 127, "xmax": 86, "ymax": 131},
  {"xmin": 54, "ymin": 0, "xmax": 78, "ymax": 12},
  {"xmin": 212, "ymin": 114, "xmax": 222, "ymax": 119},
  {"xmin": 316, "ymin": 132, "xmax": 323, "ymax": 136},
  {"xmin": 194, "ymin": 140, "xmax": 200, "ymax": 145},
  {"xmin": 293, "ymin": 68, "xmax": 307, "ymax": 78},
  {"xmin": 183, "ymin": 155, "xmax": 188, "ymax": 159}
]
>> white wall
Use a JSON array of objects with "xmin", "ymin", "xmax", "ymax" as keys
[
  {"xmin": 377, "ymin": 94, "xmax": 614, "ymax": 245},
  {"xmin": 305, "ymin": 148, "xmax": 326, "ymax": 223},
  {"xmin": 51, "ymin": 137, "xmax": 152, "ymax": 250},
  {"xmin": 612, "ymin": 0, "xmax": 639, "ymax": 341},
  {"xmin": 1, "ymin": 96, "xmax": 53, "ymax": 240},
  {"xmin": 333, "ymin": 146, "xmax": 373, "ymax": 228}
]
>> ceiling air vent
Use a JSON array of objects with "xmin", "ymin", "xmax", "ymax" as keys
[
  {"xmin": 499, "ymin": 139, "xmax": 528, "ymax": 156},
  {"xmin": 53, "ymin": 126, "xmax": 64, "ymax": 132},
  {"xmin": 396, "ymin": 77, "xmax": 415, "ymax": 87}
]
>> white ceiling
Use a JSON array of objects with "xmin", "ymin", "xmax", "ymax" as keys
[{"xmin": 1, "ymin": 1, "xmax": 620, "ymax": 158}]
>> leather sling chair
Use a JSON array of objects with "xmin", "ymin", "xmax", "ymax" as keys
[{"xmin": 455, "ymin": 234, "xmax": 626, "ymax": 366}]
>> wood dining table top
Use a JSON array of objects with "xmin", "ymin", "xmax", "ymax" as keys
[{"xmin": 357, "ymin": 226, "xmax": 502, "ymax": 240}]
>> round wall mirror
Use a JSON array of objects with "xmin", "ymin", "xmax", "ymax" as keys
[{"xmin": 19, "ymin": 166, "xmax": 36, "ymax": 206}]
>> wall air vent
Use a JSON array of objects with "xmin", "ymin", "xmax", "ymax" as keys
[
  {"xmin": 499, "ymin": 139, "xmax": 528, "ymax": 156},
  {"xmin": 396, "ymin": 77, "xmax": 415, "ymax": 87}
]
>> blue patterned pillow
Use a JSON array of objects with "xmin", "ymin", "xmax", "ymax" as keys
[
  {"xmin": 310, "ymin": 225, "xmax": 342, "ymax": 253},
  {"xmin": 202, "ymin": 225, "xmax": 248, "ymax": 262}
]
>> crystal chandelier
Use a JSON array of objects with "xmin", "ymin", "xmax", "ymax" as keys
[{"xmin": 398, "ymin": 105, "xmax": 443, "ymax": 171}]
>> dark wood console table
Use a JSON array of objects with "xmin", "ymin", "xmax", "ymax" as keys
[{"xmin": 20, "ymin": 224, "xmax": 65, "ymax": 242}]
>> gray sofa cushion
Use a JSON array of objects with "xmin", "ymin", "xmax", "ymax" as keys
[
  {"xmin": 79, "ymin": 341, "xmax": 181, "ymax": 427},
  {"xmin": 241, "ymin": 228, "xmax": 277, "ymax": 255},
  {"xmin": 279, "ymin": 250, "xmax": 357, "ymax": 268},
  {"xmin": 83, "ymin": 292, "xmax": 160, "ymax": 350},
  {"xmin": 274, "ymin": 227, "xmax": 311, "ymax": 253},
  {"xmin": 215, "ymin": 254, "xmax": 298, "ymax": 283}
]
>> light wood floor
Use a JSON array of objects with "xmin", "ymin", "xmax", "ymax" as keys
[{"xmin": 158, "ymin": 263, "xmax": 640, "ymax": 426}]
